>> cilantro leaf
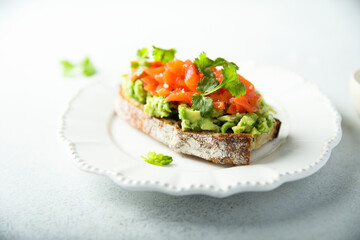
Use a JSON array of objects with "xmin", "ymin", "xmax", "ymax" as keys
[
  {"xmin": 191, "ymin": 54, "xmax": 245, "ymax": 115},
  {"xmin": 194, "ymin": 52, "xmax": 239, "ymax": 73},
  {"xmin": 137, "ymin": 48, "xmax": 149, "ymax": 61},
  {"xmin": 152, "ymin": 46, "xmax": 176, "ymax": 64},
  {"xmin": 196, "ymin": 76, "xmax": 219, "ymax": 94},
  {"xmin": 211, "ymin": 57, "xmax": 226, "ymax": 67},
  {"xmin": 194, "ymin": 52, "xmax": 213, "ymax": 72},
  {"xmin": 197, "ymin": 63, "xmax": 246, "ymax": 97},
  {"xmin": 220, "ymin": 63, "xmax": 246, "ymax": 97},
  {"xmin": 202, "ymin": 68, "xmax": 215, "ymax": 78},
  {"xmin": 133, "ymin": 47, "xmax": 150, "ymax": 75},
  {"xmin": 211, "ymin": 58, "xmax": 239, "ymax": 70},
  {"xmin": 142, "ymin": 152, "xmax": 173, "ymax": 166},
  {"xmin": 61, "ymin": 57, "xmax": 96, "ymax": 77},
  {"xmin": 80, "ymin": 57, "xmax": 97, "ymax": 76},
  {"xmin": 61, "ymin": 60, "xmax": 76, "ymax": 77},
  {"xmin": 191, "ymin": 94, "xmax": 214, "ymax": 117}
]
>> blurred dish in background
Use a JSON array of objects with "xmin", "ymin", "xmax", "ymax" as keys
[{"xmin": 350, "ymin": 69, "xmax": 360, "ymax": 116}]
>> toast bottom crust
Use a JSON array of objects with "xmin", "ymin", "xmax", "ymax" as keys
[{"xmin": 115, "ymin": 89, "xmax": 281, "ymax": 165}]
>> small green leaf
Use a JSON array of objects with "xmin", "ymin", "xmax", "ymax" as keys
[
  {"xmin": 81, "ymin": 57, "xmax": 96, "ymax": 76},
  {"xmin": 220, "ymin": 63, "xmax": 245, "ymax": 97},
  {"xmin": 194, "ymin": 52, "xmax": 239, "ymax": 73},
  {"xmin": 239, "ymin": 82, "xmax": 246, "ymax": 96},
  {"xmin": 211, "ymin": 58, "xmax": 227, "ymax": 67},
  {"xmin": 210, "ymin": 58, "xmax": 239, "ymax": 70},
  {"xmin": 60, "ymin": 60, "xmax": 76, "ymax": 77},
  {"xmin": 61, "ymin": 57, "xmax": 96, "ymax": 77},
  {"xmin": 132, "ymin": 48, "xmax": 151, "ymax": 74},
  {"xmin": 152, "ymin": 46, "xmax": 176, "ymax": 64},
  {"xmin": 230, "ymin": 62, "xmax": 239, "ymax": 70},
  {"xmin": 137, "ymin": 48, "xmax": 149, "ymax": 61},
  {"xmin": 61, "ymin": 60, "xmax": 75, "ymax": 69},
  {"xmin": 194, "ymin": 52, "xmax": 213, "ymax": 72},
  {"xmin": 202, "ymin": 68, "xmax": 215, "ymax": 78},
  {"xmin": 191, "ymin": 94, "xmax": 214, "ymax": 117},
  {"xmin": 142, "ymin": 152, "xmax": 173, "ymax": 166},
  {"xmin": 196, "ymin": 76, "xmax": 219, "ymax": 94}
]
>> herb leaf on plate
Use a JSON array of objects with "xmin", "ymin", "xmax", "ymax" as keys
[{"xmin": 142, "ymin": 152, "xmax": 173, "ymax": 166}]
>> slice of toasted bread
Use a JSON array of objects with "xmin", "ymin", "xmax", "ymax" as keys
[{"xmin": 115, "ymin": 87, "xmax": 281, "ymax": 165}]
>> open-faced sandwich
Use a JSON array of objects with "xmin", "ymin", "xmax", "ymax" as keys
[{"xmin": 115, "ymin": 46, "xmax": 281, "ymax": 165}]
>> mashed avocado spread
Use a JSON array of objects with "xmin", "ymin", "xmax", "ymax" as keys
[{"xmin": 123, "ymin": 77, "xmax": 275, "ymax": 136}]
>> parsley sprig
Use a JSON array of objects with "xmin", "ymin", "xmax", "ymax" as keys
[
  {"xmin": 191, "ymin": 52, "xmax": 246, "ymax": 117},
  {"xmin": 131, "ymin": 46, "xmax": 176, "ymax": 75},
  {"xmin": 61, "ymin": 57, "xmax": 97, "ymax": 77},
  {"xmin": 152, "ymin": 46, "xmax": 176, "ymax": 64},
  {"xmin": 191, "ymin": 94, "xmax": 214, "ymax": 117},
  {"xmin": 194, "ymin": 52, "xmax": 239, "ymax": 73},
  {"xmin": 131, "ymin": 48, "xmax": 150, "ymax": 75},
  {"xmin": 142, "ymin": 152, "xmax": 173, "ymax": 166}
]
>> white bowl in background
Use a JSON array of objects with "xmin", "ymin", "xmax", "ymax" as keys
[{"xmin": 350, "ymin": 70, "xmax": 360, "ymax": 115}]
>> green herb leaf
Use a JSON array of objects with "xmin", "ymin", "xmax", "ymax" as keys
[
  {"xmin": 202, "ymin": 68, "xmax": 215, "ymax": 78},
  {"xmin": 61, "ymin": 60, "xmax": 76, "ymax": 77},
  {"xmin": 211, "ymin": 58, "xmax": 239, "ymax": 70},
  {"xmin": 191, "ymin": 94, "xmax": 214, "ymax": 117},
  {"xmin": 211, "ymin": 57, "xmax": 226, "ymax": 67},
  {"xmin": 196, "ymin": 76, "xmax": 219, "ymax": 94},
  {"xmin": 152, "ymin": 46, "xmax": 176, "ymax": 64},
  {"xmin": 194, "ymin": 52, "xmax": 213, "ymax": 72},
  {"xmin": 191, "ymin": 53, "xmax": 245, "ymax": 114},
  {"xmin": 142, "ymin": 152, "xmax": 173, "ymax": 166},
  {"xmin": 80, "ymin": 57, "xmax": 97, "ymax": 76},
  {"xmin": 196, "ymin": 63, "xmax": 245, "ymax": 97},
  {"xmin": 137, "ymin": 48, "xmax": 149, "ymax": 61},
  {"xmin": 194, "ymin": 52, "xmax": 239, "ymax": 74},
  {"xmin": 132, "ymin": 47, "xmax": 151, "ymax": 75},
  {"xmin": 220, "ymin": 63, "xmax": 246, "ymax": 97},
  {"xmin": 61, "ymin": 57, "xmax": 96, "ymax": 77}
]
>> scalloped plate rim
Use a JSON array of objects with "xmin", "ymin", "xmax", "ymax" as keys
[{"xmin": 58, "ymin": 65, "xmax": 342, "ymax": 198}]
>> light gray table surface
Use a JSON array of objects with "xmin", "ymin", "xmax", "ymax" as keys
[{"xmin": 1, "ymin": 0, "xmax": 359, "ymax": 239}]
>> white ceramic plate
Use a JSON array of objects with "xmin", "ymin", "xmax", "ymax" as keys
[{"xmin": 59, "ymin": 63, "xmax": 342, "ymax": 197}]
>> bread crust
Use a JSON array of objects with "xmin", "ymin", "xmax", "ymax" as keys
[{"xmin": 115, "ymin": 87, "xmax": 281, "ymax": 165}]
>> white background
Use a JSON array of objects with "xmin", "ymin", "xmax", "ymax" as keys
[{"xmin": 1, "ymin": 0, "xmax": 360, "ymax": 239}]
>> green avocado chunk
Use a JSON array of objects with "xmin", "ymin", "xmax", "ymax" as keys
[
  {"xmin": 133, "ymin": 80, "xmax": 147, "ymax": 104},
  {"xmin": 230, "ymin": 112, "xmax": 275, "ymax": 135},
  {"xmin": 123, "ymin": 77, "xmax": 147, "ymax": 104},
  {"xmin": 221, "ymin": 121, "xmax": 236, "ymax": 133},
  {"xmin": 232, "ymin": 114, "xmax": 258, "ymax": 133},
  {"xmin": 217, "ymin": 113, "xmax": 244, "ymax": 123},
  {"xmin": 200, "ymin": 118, "xmax": 220, "ymax": 131},
  {"xmin": 123, "ymin": 77, "xmax": 135, "ymax": 99},
  {"xmin": 178, "ymin": 104, "xmax": 220, "ymax": 132},
  {"xmin": 144, "ymin": 96, "xmax": 172, "ymax": 118},
  {"xmin": 212, "ymin": 108, "xmax": 225, "ymax": 118}
]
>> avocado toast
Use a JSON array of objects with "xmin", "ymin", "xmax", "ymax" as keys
[{"xmin": 115, "ymin": 47, "xmax": 281, "ymax": 165}]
